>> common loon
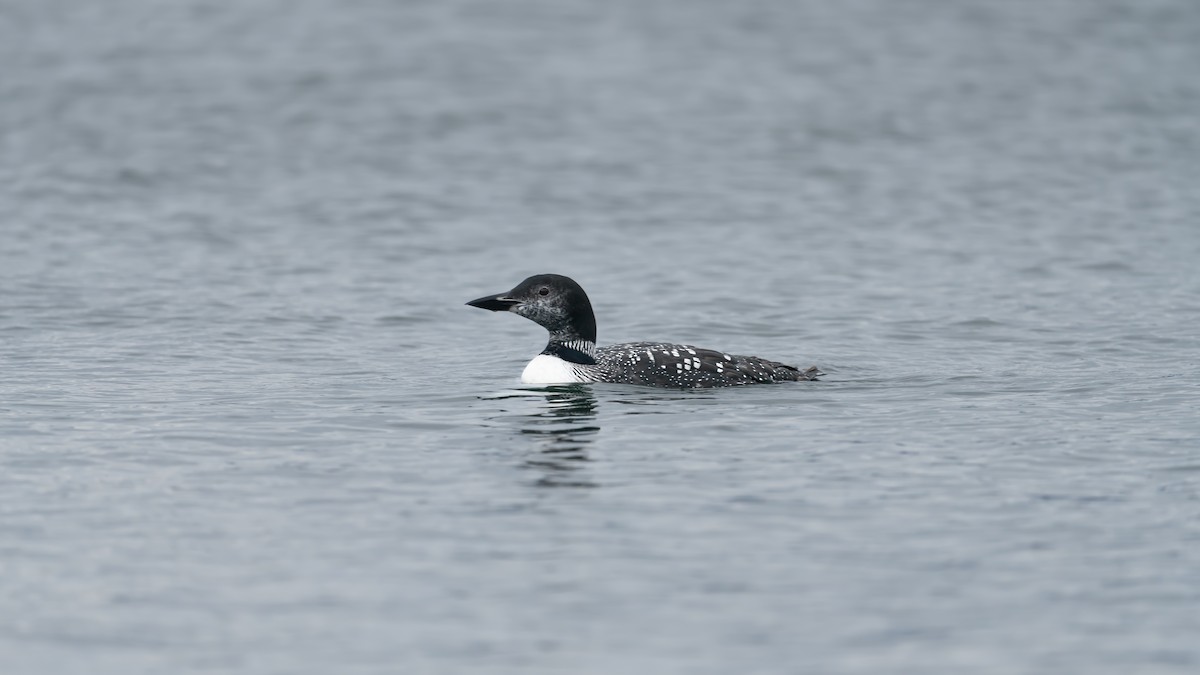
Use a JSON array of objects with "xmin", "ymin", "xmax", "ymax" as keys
[{"xmin": 466, "ymin": 274, "xmax": 822, "ymax": 388}]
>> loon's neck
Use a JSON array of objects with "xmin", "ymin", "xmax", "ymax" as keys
[
  {"xmin": 552, "ymin": 297, "xmax": 597, "ymax": 345},
  {"xmin": 540, "ymin": 299, "xmax": 597, "ymax": 365},
  {"xmin": 543, "ymin": 338, "xmax": 597, "ymax": 365}
]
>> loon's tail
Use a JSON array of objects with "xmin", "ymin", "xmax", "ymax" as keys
[{"xmin": 798, "ymin": 365, "xmax": 823, "ymax": 381}]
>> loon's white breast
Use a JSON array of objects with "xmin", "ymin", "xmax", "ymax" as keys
[{"xmin": 521, "ymin": 354, "xmax": 591, "ymax": 384}]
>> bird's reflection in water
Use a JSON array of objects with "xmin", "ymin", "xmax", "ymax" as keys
[{"xmin": 486, "ymin": 385, "xmax": 600, "ymax": 488}]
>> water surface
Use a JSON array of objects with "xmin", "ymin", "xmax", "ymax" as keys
[{"xmin": 2, "ymin": 0, "xmax": 1199, "ymax": 673}]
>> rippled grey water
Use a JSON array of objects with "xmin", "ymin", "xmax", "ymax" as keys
[{"xmin": 3, "ymin": 0, "xmax": 1199, "ymax": 673}]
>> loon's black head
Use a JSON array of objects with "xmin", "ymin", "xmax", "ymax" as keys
[{"xmin": 466, "ymin": 274, "xmax": 597, "ymax": 343}]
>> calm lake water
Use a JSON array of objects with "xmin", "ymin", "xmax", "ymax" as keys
[{"xmin": 3, "ymin": 0, "xmax": 1199, "ymax": 673}]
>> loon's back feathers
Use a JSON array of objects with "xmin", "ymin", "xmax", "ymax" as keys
[
  {"xmin": 595, "ymin": 342, "xmax": 822, "ymax": 388},
  {"xmin": 466, "ymin": 274, "xmax": 822, "ymax": 389}
]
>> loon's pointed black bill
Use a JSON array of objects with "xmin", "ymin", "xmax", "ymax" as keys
[{"xmin": 466, "ymin": 293, "xmax": 520, "ymax": 312}]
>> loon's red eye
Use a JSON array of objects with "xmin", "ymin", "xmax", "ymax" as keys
[{"xmin": 538, "ymin": 287, "xmax": 550, "ymax": 296}]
